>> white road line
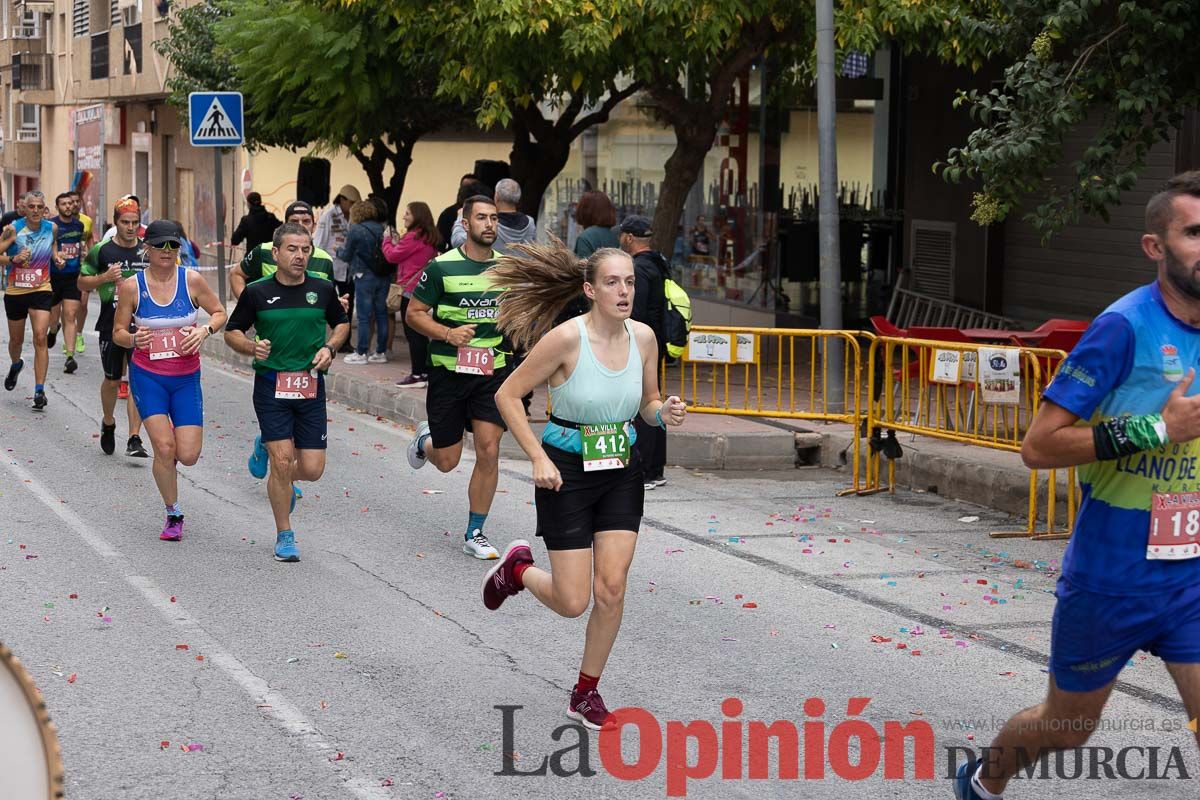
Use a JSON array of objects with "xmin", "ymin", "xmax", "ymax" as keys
[{"xmin": 2, "ymin": 456, "xmax": 392, "ymax": 800}]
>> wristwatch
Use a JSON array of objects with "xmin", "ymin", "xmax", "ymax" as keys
[{"xmin": 203, "ymin": 324, "xmax": 215, "ymax": 336}]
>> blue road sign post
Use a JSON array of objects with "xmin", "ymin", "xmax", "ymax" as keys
[{"xmin": 188, "ymin": 92, "xmax": 245, "ymax": 305}]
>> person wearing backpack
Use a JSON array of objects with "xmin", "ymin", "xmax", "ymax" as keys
[
  {"xmin": 619, "ymin": 215, "xmax": 672, "ymax": 489},
  {"xmin": 338, "ymin": 200, "xmax": 390, "ymax": 364}
]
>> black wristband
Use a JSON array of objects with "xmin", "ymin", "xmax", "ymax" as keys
[{"xmin": 1093, "ymin": 417, "xmax": 1139, "ymax": 461}]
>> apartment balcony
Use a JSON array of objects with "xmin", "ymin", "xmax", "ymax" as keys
[{"xmin": 12, "ymin": 51, "xmax": 53, "ymax": 105}]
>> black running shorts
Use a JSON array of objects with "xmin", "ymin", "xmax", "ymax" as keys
[
  {"xmin": 98, "ymin": 336, "xmax": 130, "ymax": 381},
  {"xmin": 426, "ymin": 366, "xmax": 509, "ymax": 449},
  {"xmin": 535, "ymin": 443, "xmax": 644, "ymax": 550},
  {"xmin": 253, "ymin": 373, "xmax": 329, "ymax": 450},
  {"xmin": 4, "ymin": 290, "xmax": 52, "ymax": 321},
  {"xmin": 50, "ymin": 272, "xmax": 82, "ymax": 304}
]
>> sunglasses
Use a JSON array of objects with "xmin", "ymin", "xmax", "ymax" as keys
[{"xmin": 148, "ymin": 241, "xmax": 180, "ymax": 251}]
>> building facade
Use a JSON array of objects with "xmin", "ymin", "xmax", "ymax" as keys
[{"xmin": 1, "ymin": 0, "xmax": 240, "ymax": 258}]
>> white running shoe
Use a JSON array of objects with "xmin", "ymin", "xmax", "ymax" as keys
[
  {"xmin": 407, "ymin": 421, "xmax": 430, "ymax": 469},
  {"xmin": 643, "ymin": 482, "xmax": 656, "ymax": 491},
  {"xmin": 464, "ymin": 529, "xmax": 500, "ymax": 560},
  {"xmin": 367, "ymin": 352, "xmax": 388, "ymax": 364},
  {"xmin": 343, "ymin": 353, "xmax": 368, "ymax": 365}
]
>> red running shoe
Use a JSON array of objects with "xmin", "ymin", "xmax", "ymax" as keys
[
  {"xmin": 567, "ymin": 688, "xmax": 613, "ymax": 731},
  {"xmin": 481, "ymin": 539, "xmax": 533, "ymax": 611}
]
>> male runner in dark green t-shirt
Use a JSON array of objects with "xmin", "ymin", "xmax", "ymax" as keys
[
  {"xmin": 77, "ymin": 200, "xmax": 147, "ymax": 457},
  {"xmin": 225, "ymin": 222, "xmax": 349, "ymax": 563},
  {"xmin": 405, "ymin": 194, "xmax": 510, "ymax": 560}
]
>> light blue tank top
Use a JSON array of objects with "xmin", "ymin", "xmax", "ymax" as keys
[{"xmin": 542, "ymin": 317, "xmax": 643, "ymax": 453}]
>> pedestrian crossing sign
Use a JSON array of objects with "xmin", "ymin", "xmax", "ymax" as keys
[{"xmin": 188, "ymin": 92, "xmax": 244, "ymax": 147}]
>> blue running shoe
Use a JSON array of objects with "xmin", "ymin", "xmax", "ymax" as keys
[
  {"xmin": 248, "ymin": 435, "xmax": 268, "ymax": 479},
  {"xmin": 290, "ymin": 483, "xmax": 301, "ymax": 513},
  {"xmin": 274, "ymin": 529, "xmax": 300, "ymax": 562},
  {"xmin": 954, "ymin": 758, "xmax": 985, "ymax": 799}
]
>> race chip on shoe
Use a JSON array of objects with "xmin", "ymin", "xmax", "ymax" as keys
[
  {"xmin": 275, "ymin": 370, "xmax": 318, "ymax": 400},
  {"xmin": 581, "ymin": 423, "xmax": 630, "ymax": 472},
  {"xmin": 455, "ymin": 346, "xmax": 494, "ymax": 375},
  {"xmin": 11, "ymin": 265, "xmax": 47, "ymax": 288},
  {"xmin": 1148, "ymin": 491, "xmax": 1200, "ymax": 560},
  {"xmin": 148, "ymin": 328, "xmax": 184, "ymax": 360}
]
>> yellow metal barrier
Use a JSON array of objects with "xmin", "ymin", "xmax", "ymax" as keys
[
  {"xmin": 863, "ymin": 335, "xmax": 1075, "ymax": 539},
  {"xmin": 662, "ymin": 326, "xmax": 871, "ymax": 493}
]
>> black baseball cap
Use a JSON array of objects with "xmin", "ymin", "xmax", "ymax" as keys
[
  {"xmin": 285, "ymin": 200, "xmax": 314, "ymax": 219},
  {"xmin": 619, "ymin": 215, "xmax": 653, "ymax": 237},
  {"xmin": 143, "ymin": 219, "xmax": 184, "ymax": 247}
]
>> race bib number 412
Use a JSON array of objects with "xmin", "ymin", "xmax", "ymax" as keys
[
  {"xmin": 580, "ymin": 423, "xmax": 629, "ymax": 472},
  {"xmin": 1148, "ymin": 492, "xmax": 1200, "ymax": 560}
]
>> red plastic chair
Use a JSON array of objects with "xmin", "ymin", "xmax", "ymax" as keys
[
  {"xmin": 1031, "ymin": 318, "xmax": 1090, "ymax": 337},
  {"xmin": 870, "ymin": 315, "xmax": 907, "ymax": 338},
  {"xmin": 1018, "ymin": 328, "xmax": 1084, "ymax": 383}
]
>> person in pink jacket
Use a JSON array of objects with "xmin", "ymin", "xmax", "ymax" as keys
[{"xmin": 383, "ymin": 201, "xmax": 441, "ymax": 387}]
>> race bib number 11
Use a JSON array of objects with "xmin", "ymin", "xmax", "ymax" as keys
[
  {"xmin": 275, "ymin": 370, "xmax": 318, "ymax": 400},
  {"xmin": 580, "ymin": 423, "xmax": 629, "ymax": 472},
  {"xmin": 148, "ymin": 327, "xmax": 184, "ymax": 360},
  {"xmin": 1147, "ymin": 492, "xmax": 1200, "ymax": 560}
]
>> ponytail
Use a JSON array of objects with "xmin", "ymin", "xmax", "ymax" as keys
[{"xmin": 492, "ymin": 239, "xmax": 629, "ymax": 351}]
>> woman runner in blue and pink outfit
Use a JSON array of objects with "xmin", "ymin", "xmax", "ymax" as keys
[{"xmin": 111, "ymin": 220, "xmax": 226, "ymax": 541}]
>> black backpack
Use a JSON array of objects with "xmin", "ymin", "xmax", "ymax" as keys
[{"xmin": 368, "ymin": 226, "xmax": 392, "ymax": 277}]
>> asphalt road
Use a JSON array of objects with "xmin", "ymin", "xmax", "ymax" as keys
[{"xmin": 1, "ymin": 330, "xmax": 1198, "ymax": 799}]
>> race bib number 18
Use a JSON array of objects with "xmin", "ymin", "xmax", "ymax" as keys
[
  {"xmin": 148, "ymin": 327, "xmax": 184, "ymax": 361},
  {"xmin": 275, "ymin": 370, "xmax": 318, "ymax": 400},
  {"xmin": 581, "ymin": 423, "xmax": 630, "ymax": 472},
  {"xmin": 1147, "ymin": 492, "xmax": 1200, "ymax": 560},
  {"xmin": 455, "ymin": 346, "xmax": 494, "ymax": 376}
]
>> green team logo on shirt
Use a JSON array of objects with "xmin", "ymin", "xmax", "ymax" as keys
[{"xmin": 306, "ymin": 292, "xmax": 318, "ymax": 305}]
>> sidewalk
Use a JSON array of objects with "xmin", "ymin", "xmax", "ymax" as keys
[{"xmin": 200, "ymin": 329, "xmax": 1055, "ymax": 522}]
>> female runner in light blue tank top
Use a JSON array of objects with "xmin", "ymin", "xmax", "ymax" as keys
[{"xmin": 482, "ymin": 243, "xmax": 687, "ymax": 730}]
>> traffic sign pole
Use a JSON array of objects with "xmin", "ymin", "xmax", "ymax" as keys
[
  {"xmin": 188, "ymin": 91, "xmax": 244, "ymax": 308},
  {"xmin": 215, "ymin": 149, "xmax": 225, "ymax": 307}
]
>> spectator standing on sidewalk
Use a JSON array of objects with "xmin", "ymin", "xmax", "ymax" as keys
[
  {"xmin": 436, "ymin": 173, "xmax": 481, "ymax": 252},
  {"xmin": 383, "ymin": 201, "xmax": 440, "ymax": 387},
  {"xmin": 572, "ymin": 191, "xmax": 620, "ymax": 258},
  {"xmin": 338, "ymin": 201, "xmax": 389, "ymax": 364},
  {"xmin": 231, "ymin": 192, "xmax": 281, "ymax": 253},
  {"xmin": 619, "ymin": 214, "xmax": 671, "ymax": 490},
  {"xmin": 316, "ymin": 184, "xmax": 361, "ymax": 351},
  {"xmin": 450, "ymin": 178, "xmax": 536, "ymax": 256}
]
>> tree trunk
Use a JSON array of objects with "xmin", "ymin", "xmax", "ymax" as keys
[
  {"xmin": 352, "ymin": 137, "xmax": 416, "ymax": 227},
  {"xmin": 508, "ymin": 121, "xmax": 571, "ymax": 222},
  {"xmin": 651, "ymin": 119, "xmax": 718, "ymax": 255}
]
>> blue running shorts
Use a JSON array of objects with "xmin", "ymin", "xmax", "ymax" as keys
[
  {"xmin": 129, "ymin": 362, "xmax": 204, "ymax": 427},
  {"xmin": 1050, "ymin": 575, "xmax": 1200, "ymax": 692}
]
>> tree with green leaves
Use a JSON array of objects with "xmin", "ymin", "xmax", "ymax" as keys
[
  {"xmin": 336, "ymin": 0, "xmax": 641, "ymax": 220},
  {"xmin": 158, "ymin": 0, "xmax": 465, "ymax": 219},
  {"xmin": 934, "ymin": 0, "xmax": 1196, "ymax": 236}
]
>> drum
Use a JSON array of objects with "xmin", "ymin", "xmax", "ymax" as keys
[{"xmin": 0, "ymin": 642, "xmax": 65, "ymax": 799}]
